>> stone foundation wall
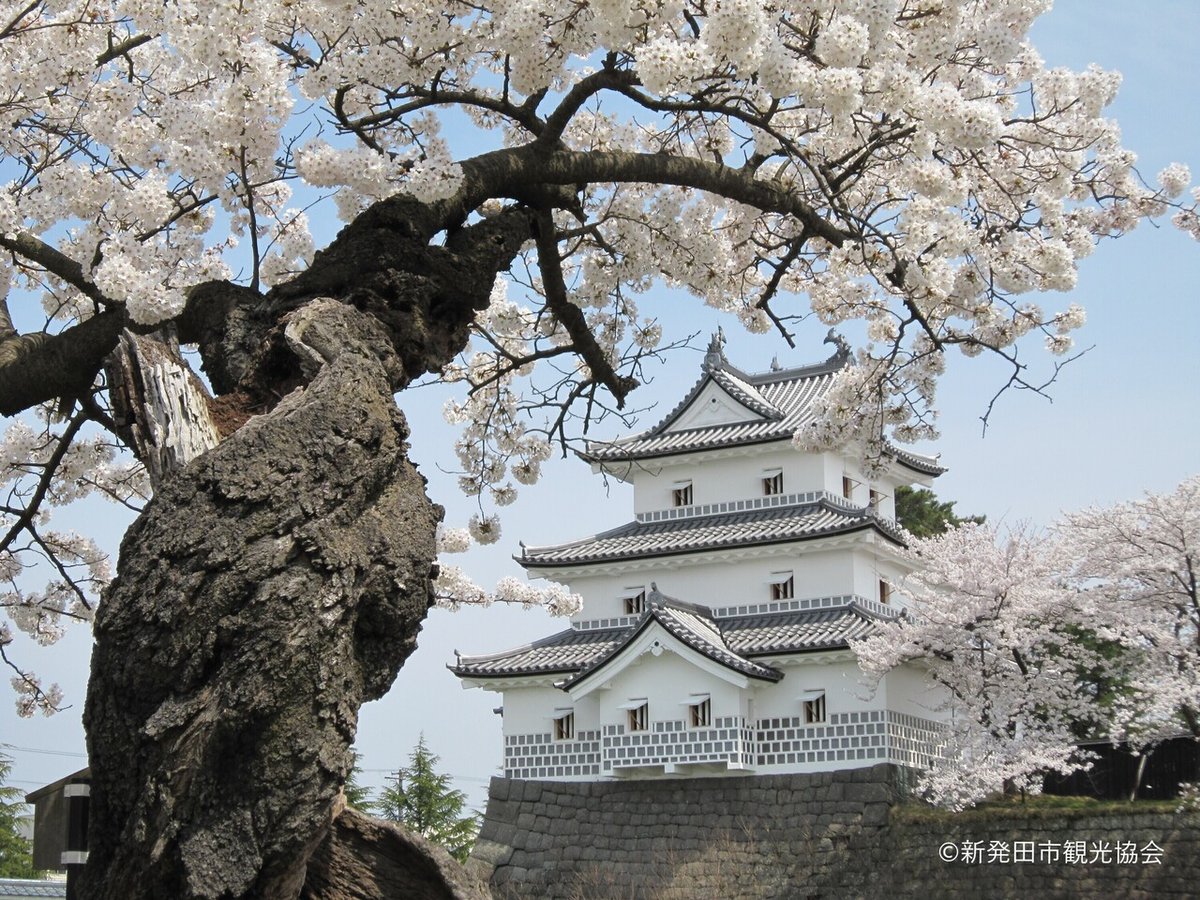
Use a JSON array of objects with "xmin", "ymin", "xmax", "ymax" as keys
[{"xmin": 468, "ymin": 766, "xmax": 1200, "ymax": 899}]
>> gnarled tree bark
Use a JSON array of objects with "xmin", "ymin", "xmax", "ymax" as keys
[
  {"xmin": 11, "ymin": 141, "xmax": 827, "ymax": 898},
  {"xmin": 84, "ymin": 301, "xmax": 444, "ymax": 898},
  {"xmin": 71, "ymin": 188, "xmax": 538, "ymax": 898}
]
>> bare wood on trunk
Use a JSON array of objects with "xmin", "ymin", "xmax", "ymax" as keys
[{"xmin": 106, "ymin": 329, "xmax": 221, "ymax": 486}]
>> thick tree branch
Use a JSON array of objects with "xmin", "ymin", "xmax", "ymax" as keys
[
  {"xmin": 0, "ymin": 295, "xmax": 15, "ymax": 341},
  {"xmin": 96, "ymin": 32, "xmax": 153, "ymax": 66},
  {"xmin": 456, "ymin": 147, "xmax": 853, "ymax": 248},
  {"xmin": 0, "ymin": 142, "xmax": 849, "ymax": 421},
  {"xmin": 532, "ymin": 209, "xmax": 635, "ymax": 407},
  {"xmin": 0, "ymin": 311, "xmax": 126, "ymax": 416},
  {"xmin": 537, "ymin": 64, "xmax": 635, "ymax": 145}
]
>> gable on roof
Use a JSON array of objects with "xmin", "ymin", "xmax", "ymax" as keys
[
  {"xmin": 563, "ymin": 597, "xmax": 783, "ymax": 699},
  {"xmin": 664, "ymin": 378, "xmax": 773, "ymax": 433},
  {"xmin": 578, "ymin": 331, "xmax": 944, "ymax": 477},
  {"xmin": 451, "ymin": 596, "xmax": 899, "ymax": 685}
]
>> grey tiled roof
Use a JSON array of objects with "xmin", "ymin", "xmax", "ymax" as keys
[
  {"xmin": 580, "ymin": 343, "xmax": 943, "ymax": 476},
  {"xmin": 520, "ymin": 498, "xmax": 903, "ymax": 568},
  {"xmin": 722, "ymin": 604, "xmax": 888, "ymax": 656},
  {"xmin": 451, "ymin": 626, "xmax": 627, "ymax": 677},
  {"xmin": 563, "ymin": 600, "xmax": 784, "ymax": 686},
  {"xmin": 452, "ymin": 596, "xmax": 891, "ymax": 681}
]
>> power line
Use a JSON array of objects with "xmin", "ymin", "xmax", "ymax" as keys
[{"xmin": 0, "ymin": 742, "xmax": 87, "ymax": 759}]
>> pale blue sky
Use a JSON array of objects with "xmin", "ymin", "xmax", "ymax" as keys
[{"xmin": 4, "ymin": 1, "xmax": 1198, "ymax": 813}]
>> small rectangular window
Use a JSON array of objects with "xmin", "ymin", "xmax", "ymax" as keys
[
  {"xmin": 769, "ymin": 571, "xmax": 794, "ymax": 601},
  {"xmin": 554, "ymin": 712, "xmax": 575, "ymax": 741},
  {"xmin": 869, "ymin": 488, "xmax": 882, "ymax": 507},
  {"xmin": 689, "ymin": 697, "xmax": 712, "ymax": 728},
  {"xmin": 621, "ymin": 587, "xmax": 647, "ymax": 615},
  {"xmin": 842, "ymin": 475, "xmax": 855, "ymax": 500},
  {"xmin": 803, "ymin": 692, "xmax": 827, "ymax": 725},
  {"xmin": 627, "ymin": 702, "xmax": 649, "ymax": 732},
  {"xmin": 672, "ymin": 480, "xmax": 693, "ymax": 507},
  {"xmin": 762, "ymin": 468, "xmax": 784, "ymax": 496},
  {"xmin": 879, "ymin": 579, "xmax": 891, "ymax": 605}
]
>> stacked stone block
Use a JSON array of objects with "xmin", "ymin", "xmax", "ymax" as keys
[{"xmin": 469, "ymin": 765, "xmax": 1200, "ymax": 899}]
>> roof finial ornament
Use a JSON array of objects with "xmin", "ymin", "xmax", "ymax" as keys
[
  {"xmin": 648, "ymin": 581, "xmax": 662, "ymax": 604},
  {"xmin": 770, "ymin": 355, "xmax": 782, "ymax": 372},
  {"xmin": 823, "ymin": 328, "xmax": 851, "ymax": 365},
  {"xmin": 702, "ymin": 328, "xmax": 728, "ymax": 372}
]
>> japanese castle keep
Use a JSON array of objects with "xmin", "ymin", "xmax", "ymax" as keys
[{"xmin": 452, "ymin": 334, "xmax": 950, "ymax": 781}]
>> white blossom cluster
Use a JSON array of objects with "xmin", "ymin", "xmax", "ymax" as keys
[
  {"xmin": 857, "ymin": 474, "xmax": 1200, "ymax": 809},
  {"xmin": 0, "ymin": 0, "xmax": 1190, "ymax": 452},
  {"xmin": 855, "ymin": 522, "xmax": 1096, "ymax": 809},
  {"xmin": 432, "ymin": 566, "xmax": 583, "ymax": 617},
  {"xmin": 0, "ymin": 1, "xmax": 1196, "ymax": 708},
  {"xmin": 1056, "ymin": 475, "xmax": 1200, "ymax": 746},
  {"xmin": 432, "ymin": 521, "xmax": 583, "ymax": 616},
  {"xmin": 11, "ymin": 673, "xmax": 64, "ymax": 719},
  {"xmin": 441, "ymin": 278, "xmax": 557, "ymax": 512},
  {"xmin": 1, "ymin": 407, "xmax": 145, "ymax": 716}
]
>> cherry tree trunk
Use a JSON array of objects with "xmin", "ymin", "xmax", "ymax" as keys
[
  {"xmin": 71, "ymin": 192, "xmax": 532, "ymax": 898},
  {"xmin": 81, "ymin": 301, "xmax": 449, "ymax": 898}
]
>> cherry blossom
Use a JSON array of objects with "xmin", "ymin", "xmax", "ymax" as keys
[
  {"xmin": 0, "ymin": 0, "xmax": 1195, "ymax": 708},
  {"xmin": 1057, "ymin": 475, "xmax": 1200, "ymax": 743},
  {"xmin": 854, "ymin": 522, "xmax": 1099, "ymax": 809}
]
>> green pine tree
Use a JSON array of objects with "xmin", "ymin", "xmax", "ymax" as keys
[
  {"xmin": 343, "ymin": 749, "xmax": 374, "ymax": 813},
  {"xmin": 376, "ymin": 736, "xmax": 479, "ymax": 863},
  {"xmin": 0, "ymin": 751, "xmax": 38, "ymax": 879},
  {"xmin": 894, "ymin": 485, "xmax": 985, "ymax": 538}
]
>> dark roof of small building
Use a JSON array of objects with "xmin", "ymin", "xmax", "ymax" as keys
[
  {"xmin": 579, "ymin": 333, "xmax": 943, "ymax": 476},
  {"xmin": 519, "ymin": 496, "xmax": 904, "ymax": 569},
  {"xmin": 451, "ymin": 593, "xmax": 895, "ymax": 683},
  {"xmin": 24, "ymin": 768, "xmax": 90, "ymax": 804},
  {"xmin": 0, "ymin": 879, "xmax": 67, "ymax": 899}
]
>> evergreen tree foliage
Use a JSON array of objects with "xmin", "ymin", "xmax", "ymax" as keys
[
  {"xmin": 376, "ymin": 736, "xmax": 479, "ymax": 862},
  {"xmin": 894, "ymin": 485, "xmax": 985, "ymax": 538},
  {"xmin": 343, "ymin": 750, "xmax": 374, "ymax": 813},
  {"xmin": 0, "ymin": 752, "xmax": 37, "ymax": 879}
]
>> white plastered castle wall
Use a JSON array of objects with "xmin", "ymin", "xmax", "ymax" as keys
[
  {"xmin": 548, "ymin": 543, "xmax": 904, "ymax": 623},
  {"xmin": 628, "ymin": 446, "xmax": 829, "ymax": 515},
  {"xmin": 590, "ymin": 648, "xmax": 746, "ymax": 732}
]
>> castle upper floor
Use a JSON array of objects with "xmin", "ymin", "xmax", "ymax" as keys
[{"xmin": 577, "ymin": 332, "xmax": 942, "ymax": 523}]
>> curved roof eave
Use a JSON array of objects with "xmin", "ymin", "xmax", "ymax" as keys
[{"xmin": 518, "ymin": 513, "xmax": 906, "ymax": 571}]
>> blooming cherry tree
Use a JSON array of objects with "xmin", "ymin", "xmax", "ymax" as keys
[
  {"xmin": 858, "ymin": 476, "xmax": 1200, "ymax": 809},
  {"xmin": 1059, "ymin": 475, "xmax": 1200, "ymax": 743},
  {"xmin": 855, "ymin": 523, "xmax": 1099, "ymax": 809},
  {"xmin": 0, "ymin": 1, "xmax": 1193, "ymax": 894}
]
